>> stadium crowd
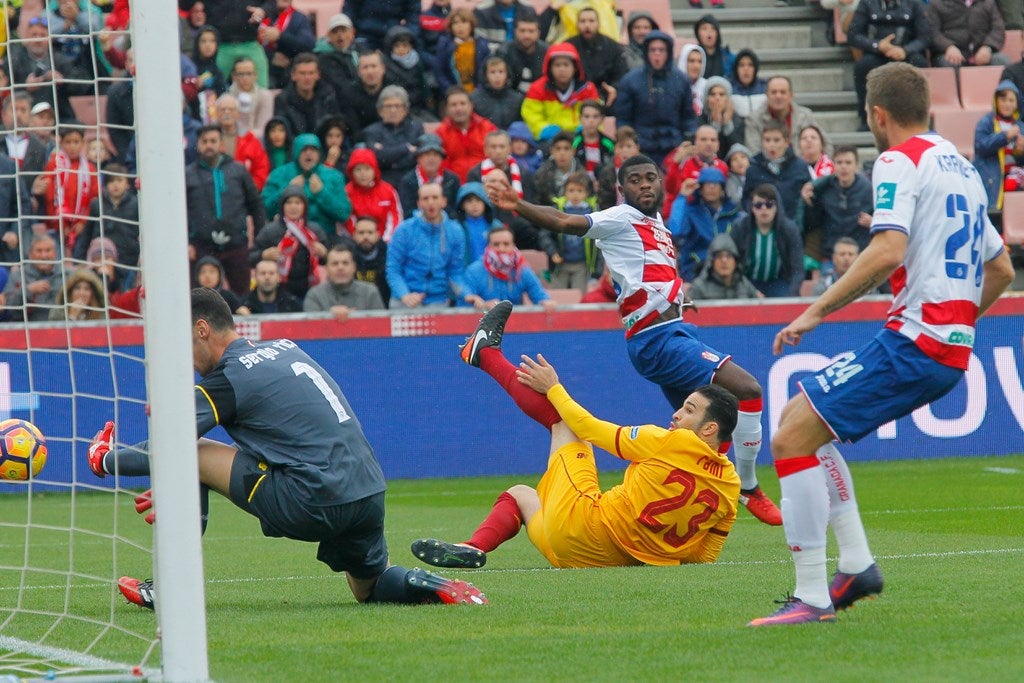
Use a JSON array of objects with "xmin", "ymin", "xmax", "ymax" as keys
[{"xmin": 0, "ymin": 0, "xmax": 1020, "ymax": 322}]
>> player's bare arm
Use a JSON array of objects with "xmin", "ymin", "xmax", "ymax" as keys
[
  {"xmin": 773, "ymin": 230, "xmax": 906, "ymax": 354},
  {"xmin": 516, "ymin": 354, "xmax": 560, "ymax": 393},
  {"xmin": 484, "ymin": 173, "xmax": 590, "ymax": 236},
  {"xmin": 977, "ymin": 250, "xmax": 1015, "ymax": 318}
]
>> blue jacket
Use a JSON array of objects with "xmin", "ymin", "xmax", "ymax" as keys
[
  {"xmin": 460, "ymin": 259, "xmax": 550, "ymax": 306},
  {"xmin": 668, "ymin": 195, "xmax": 744, "ymax": 282},
  {"xmin": 455, "ymin": 182, "xmax": 502, "ymax": 263},
  {"xmin": 386, "ymin": 210, "xmax": 466, "ymax": 304},
  {"xmin": 973, "ymin": 80, "xmax": 1021, "ymax": 210},
  {"xmin": 742, "ymin": 147, "xmax": 812, "ymax": 219},
  {"xmin": 613, "ymin": 31, "xmax": 695, "ymax": 160}
]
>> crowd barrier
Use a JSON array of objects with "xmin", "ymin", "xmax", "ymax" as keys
[{"xmin": 1, "ymin": 296, "xmax": 1021, "ymax": 491}]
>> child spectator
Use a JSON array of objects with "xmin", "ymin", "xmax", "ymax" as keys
[
  {"xmin": 531, "ymin": 131, "xmax": 585, "ymax": 206},
  {"xmin": 508, "ymin": 121, "xmax": 543, "ymax": 174},
  {"xmin": 383, "ymin": 25, "xmax": 437, "ymax": 121},
  {"xmin": 349, "ymin": 215, "xmax": 391, "ymax": 306},
  {"xmin": 729, "ymin": 48, "xmax": 767, "ymax": 118},
  {"xmin": 250, "ymin": 184, "xmax": 329, "ymax": 301},
  {"xmin": 597, "ymin": 125, "xmax": 640, "ymax": 209},
  {"xmin": 521, "ymin": 43, "xmax": 599, "ymax": 140},
  {"xmin": 974, "ymin": 80, "xmax": 1024, "ymax": 211},
  {"xmin": 798, "ymin": 124, "xmax": 834, "ymax": 178},
  {"xmin": 694, "ymin": 15, "xmax": 734, "ymax": 79},
  {"xmin": 344, "ymin": 148, "xmax": 403, "ymax": 241},
  {"xmin": 676, "ymin": 44, "xmax": 707, "ymax": 117},
  {"xmin": 435, "ymin": 8, "xmax": 490, "ymax": 95},
  {"xmin": 262, "ymin": 116, "xmax": 293, "ymax": 170},
  {"xmin": 316, "ymin": 116, "xmax": 350, "ymax": 172},
  {"xmin": 38, "ymin": 126, "xmax": 99, "ymax": 254},
  {"xmin": 454, "ymin": 181, "xmax": 503, "ymax": 262},
  {"xmin": 544, "ymin": 171, "xmax": 600, "ymax": 293},
  {"xmin": 461, "ymin": 224, "xmax": 553, "ymax": 311},
  {"xmin": 190, "ymin": 26, "xmax": 228, "ymax": 123},
  {"xmin": 86, "ymin": 137, "xmax": 112, "ymax": 172},
  {"xmin": 572, "ymin": 100, "xmax": 614, "ymax": 178},
  {"xmin": 470, "ymin": 56, "xmax": 524, "ymax": 130},
  {"xmin": 724, "ymin": 143, "xmax": 751, "ymax": 207},
  {"xmin": 74, "ymin": 163, "xmax": 140, "ymax": 288},
  {"xmin": 688, "ymin": 233, "xmax": 762, "ymax": 301},
  {"xmin": 194, "ymin": 255, "xmax": 249, "ymax": 314}
]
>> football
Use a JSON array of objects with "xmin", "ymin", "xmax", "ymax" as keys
[{"xmin": 0, "ymin": 419, "xmax": 48, "ymax": 480}]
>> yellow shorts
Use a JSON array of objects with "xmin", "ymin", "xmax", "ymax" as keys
[{"xmin": 526, "ymin": 441, "xmax": 640, "ymax": 568}]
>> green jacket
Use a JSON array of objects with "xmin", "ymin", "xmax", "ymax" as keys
[{"xmin": 262, "ymin": 133, "xmax": 352, "ymax": 235}]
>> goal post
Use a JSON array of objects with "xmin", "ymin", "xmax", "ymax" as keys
[{"xmin": 131, "ymin": 1, "xmax": 210, "ymax": 681}]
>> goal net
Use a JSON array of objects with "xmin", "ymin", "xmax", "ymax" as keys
[{"xmin": 0, "ymin": 1, "xmax": 207, "ymax": 679}]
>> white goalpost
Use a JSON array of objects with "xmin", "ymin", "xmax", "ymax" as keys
[{"xmin": 0, "ymin": 0, "xmax": 209, "ymax": 680}]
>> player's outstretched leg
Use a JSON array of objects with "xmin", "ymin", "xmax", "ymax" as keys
[
  {"xmin": 411, "ymin": 490, "xmax": 524, "ymax": 568},
  {"xmin": 411, "ymin": 539, "xmax": 487, "ymax": 569},
  {"xmin": 370, "ymin": 565, "xmax": 488, "ymax": 605},
  {"xmin": 460, "ymin": 300, "xmax": 513, "ymax": 367},
  {"xmin": 118, "ymin": 576, "xmax": 156, "ymax": 610}
]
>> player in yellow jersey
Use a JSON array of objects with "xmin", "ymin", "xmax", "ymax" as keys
[{"xmin": 411, "ymin": 301, "xmax": 741, "ymax": 569}]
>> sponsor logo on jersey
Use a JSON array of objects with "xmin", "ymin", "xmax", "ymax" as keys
[
  {"xmin": 948, "ymin": 331, "xmax": 974, "ymax": 345},
  {"xmin": 629, "ymin": 426, "xmax": 640, "ymax": 439},
  {"xmin": 702, "ymin": 351, "xmax": 720, "ymax": 363},
  {"xmin": 875, "ymin": 182, "xmax": 896, "ymax": 210}
]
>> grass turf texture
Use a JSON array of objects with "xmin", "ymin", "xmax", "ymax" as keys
[{"xmin": 1, "ymin": 455, "xmax": 1022, "ymax": 681}]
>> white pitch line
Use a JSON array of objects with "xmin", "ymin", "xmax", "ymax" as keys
[{"xmin": 0, "ymin": 635, "xmax": 158, "ymax": 678}]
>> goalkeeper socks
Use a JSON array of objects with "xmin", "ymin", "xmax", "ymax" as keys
[
  {"xmin": 817, "ymin": 444, "xmax": 874, "ymax": 573},
  {"xmin": 732, "ymin": 398, "xmax": 763, "ymax": 491},
  {"xmin": 370, "ymin": 565, "xmax": 415, "ymax": 604},
  {"xmin": 478, "ymin": 347, "xmax": 560, "ymax": 430},
  {"xmin": 466, "ymin": 491, "xmax": 522, "ymax": 552},
  {"xmin": 776, "ymin": 455, "xmax": 830, "ymax": 609},
  {"xmin": 199, "ymin": 484, "xmax": 209, "ymax": 536}
]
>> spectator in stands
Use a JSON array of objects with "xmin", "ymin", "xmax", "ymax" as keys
[
  {"xmin": 798, "ymin": 145, "xmax": 873, "ymax": 270},
  {"xmin": 382, "ymin": 26, "xmax": 436, "ymax": 121},
  {"xmin": 724, "ymin": 143, "xmax": 751, "ymax": 207},
  {"xmin": 572, "ymin": 100, "xmax": 614, "ymax": 178},
  {"xmin": 744, "ymin": 75, "xmax": 820, "ymax": 153},
  {"xmin": 0, "ymin": 150, "xmax": 30, "ymax": 264},
  {"xmin": 623, "ymin": 11, "xmax": 658, "ymax": 71},
  {"xmin": 350, "ymin": 215, "xmax": 391, "ymax": 305},
  {"xmin": 30, "ymin": 103, "xmax": 57, "ymax": 154},
  {"xmin": 9, "ymin": 15, "xmax": 90, "ymax": 121},
  {"xmin": 669, "ymin": 166, "xmax": 744, "ymax": 283},
  {"xmin": 847, "ymin": 0, "xmax": 930, "ymax": 130},
  {"xmin": 386, "ymin": 183, "xmax": 466, "ymax": 308},
  {"xmin": 730, "ymin": 51, "xmax": 768, "ymax": 119},
  {"xmin": 521, "ymin": 43, "xmax": 600, "ymax": 140},
  {"xmin": 214, "ymin": 93, "xmax": 270, "ymax": 190},
  {"xmin": 345, "ymin": 51, "xmax": 394, "ymax": 137},
  {"xmin": 342, "ymin": 0, "xmax": 420, "ymax": 52},
  {"xmin": 344, "ymin": 148, "xmax": 404, "ymax": 241},
  {"xmin": 974, "ymin": 80, "xmax": 1024, "ymax": 211},
  {"xmin": 462, "ymin": 224, "xmax": 553, "ymax": 310},
  {"xmin": 3, "ymin": 233, "xmax": 66, "ymax": 322},
  {"xmin": 677, "ymin": 45, "xmax": 708, "ymax": 117},
  {"xmin": 398, "ymin": 133, "xmax": 461, "ymax": 219},
  {"xmin": 303, "ymin": 243, "xmax": 385, "ymax": 319},
  {"xmin": 615, "ymin": 31, "xmax": 695, "ymax": 165},
  {"xmin": 87, "ymin": 138, "xmax": 111, "ymax": 172},
  {"xmin": 694, "ymin": 15, "xmax": 734, "ymax": 80},
  {"xmin": 38, "ymin": 126, "xmax": 99, "ymax": 255},
  {"xmin": 180, "ymin": 1, "xmax": 207, "ymax": 59},
  {"xmin": 435, "ymin": 8, "xmax": 490, "ymax": 95},
  {"xmin": 315, "ymin": 14, "xmax": 360, "ymax": 99},
  {"xmin": 509, "ymin": 121, "xmax": 543, "ymax": 174},
  {"xmin": 540, "ymin": 0, "xmax": 619, "ymax": 45},
  {"xmin": 531, "ymin": 131, "xmax": 584, "ymax": 206},
  {"xmin": 259, "ymin": 0, "xmax": 316, "ymax": 89},
  {"xmin": 316, "ymin": 116, "xmax": 350, "ymax": 172},
  {"xmin": 360, "ymin": 85, "xmax": 424, "ymax": 188},
  {"xmin": 798, "ymin": 124, "xmax": 835, "ymax": 179},
  {"xmin": 47, "ymin": 0, "xmax": 105, "ymax": 95},
  {"xmin": 251, "ymin": 184, "xmax": 330, "ymax": 301},
  {"xmin": 699, "ymin": 77, "xmax": 746, "ymax": 153},
  {"xmin": 543, "ymin": 171, "xmax": 601, "ymax": 294},
  {"xmin": 186, "ymin": 125, "xmax": 265, "ymax": 297},
  {"xmin": 927, "ymin": 0, "xmax": 1008, "ymax": 68},
  {"xmin": 597, "ymin": 125, "xmax": 640, "ymax": 209},
  {"xmin": 263, "ymin": 133, "xmax": 351, "ymax": 238},
  {"xmin": 663, "ymin": 124, "xmax": 729, "ymax": 220},
  {"xmin": 420, "ymin": 0, "xmax": 453, "ymax": 72},
  {"xmin": 730, "ymin": 183, "xmax": 804, "ymax": 298},
  {"xmin": 2, "ymin": 93, "xmax": 48, "ymax": 192},
  {"xmin": 997, "ymin": 0, "xmax": 1024, "ymax": 33},
  {"xmin": 497, "ymin": 15, "xmax": 548, "ymax": 96},
  {"xmin": 812, "ymin": 236, "xmax": 866, "ymax": 295},
  {"xmin": 198, "ymin": 1, "xmax": 270, "ymax": 87},
  {"xmin": 75, "ymin": 163, "xmax": 140, "ymax": 287},
  {"xmin": 49, "ymin": 266, "xmax": 105, "ymax": 322},
  {"xmin": 105, "ymin": 49, "xmax": 135, "ymax": 164},
  {"xmin": 476, "ymin": 0, "xmax": 539, "ymax": 53},
  {"xmin": 471, "ymin": 56, "xmax": 525, "ymax": 130},
  {"xmin": 467, "ymin": 130, "xmax": 531, "ymax": 198},
  {"xmin": 689, "ymin": 233, "xmax": 763, "ymax": 302},
  {"xmin": 194, "ymin": 255, "xmax": 249, "ymax": 314},
  {"xmin": 743, "ymin": 120, "xmax": 812, "ymax": 219},
  {"xmin": 243, "ymin": 259, "xmax": 303, "ymax": 314},
  {"xmin": 566, "ymin": 7, "xmax": 627, "ymax": 107},
  {"xmin": 229, "ymin": 57, "xmax": 275, "ymax": 138},
  {"xmin": 190, "ymin": 26, "xmax": 229, "ymax": 123},
  {"xmin": 85, "ymin": 236, "xmax": 123, "ymax": 296},
  {"xmin": 454, "ymin": 181, "xmax": 504, "ymax": 262},
  {"xmin": 273, "ymin": 52, "xmax": 342, "ymax": 136},
  {"xmin": 263, "ymin": 116, "xmax": 293, "ymax": 170},
  {"xmin": 437, "ymin": 87, "xmax": 497, "ymax": 182}
]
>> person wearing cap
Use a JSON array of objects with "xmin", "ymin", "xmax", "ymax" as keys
[
  {"xmin": 342, "ymin": 0, "xmax": 421, "ymax": 51},
  {"xmin": 29, "ymin": 102, "xmax": 57, "ymax": 154},
  {"xmin": 262, "ymin": 132, "xmax": 351, "ymax": 238},
  {"xmin": 360, "ymin": 85, "xmax": 425, "ymax": 188},
  {"xmin": 258, "ymin": 0, "xmax": 316, "ymax": 90},
  {"xmin": 668, "ymin": 166, "xmax": 744, "ymax": 283},
  {"xmin": 273, "ymin": 52, "xmax": 344, "ymax": 137},
  {"xmin": 397, "ymin": 133, "xmax": 461, "ymax": 218},
  {"xmin": 315, "ymin": 13, "xmax": 361, "ymax": 97},
  {"xmin": 689, "ymin": 233, "xmax": 762, "ymax": 301}
]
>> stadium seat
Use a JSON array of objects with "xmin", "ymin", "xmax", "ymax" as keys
[
  {"xmin": 922, "ymin": 67, "xmax": 961, "ymax": 114},
  {"xmin": 615, "ymin": 0, "xmax": 673, "ymax": 45},
  {"xmin": 520, "ymin": 249, "xmax": 550, "ymax": 278},
  {"xmin": 70, "ymin": 95, "xmax": 107, "ymax": 127},
  {"xmin": 546, "ymin": 288, "xmax": 584, "ymax": 305},
  {"xmin": 1000, "ymin": 30, "xmax": 1023, "ymax": 62},
  {"xmin": 958, "ymin": 65, "xmax": 1005, "ymax": 111},
  {"xmin": 294, "ymin": 0, "xmax": 338, "ymax": 37},
  {"xmin": 1001, "ymin": 192, "xmax": 1024, "ymax": 245},
  {"xmin": 832, "ymin": 9, "xmax": 848, "ymax": 46},
  {"xmin": 931, "ymin": 108, "xmax": 983, "ymax": 160}
]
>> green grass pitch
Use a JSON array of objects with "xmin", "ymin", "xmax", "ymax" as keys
[{"xmin": 2, "ymin": 454, "xmax": 1023, "ymax": 681}]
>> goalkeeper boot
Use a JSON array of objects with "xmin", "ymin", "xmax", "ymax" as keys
[
  {"xmin": 411, "ymin": 538, "xmax": 487, "ymax": 569},
  {"xmin": 405, "ymin": 568, "xmax": 488, "ymax": 605},
  {"xmin": 460, "ymin": 300, "xmax": 513, "ymax": 367},
  {"xmin": 87, "ymin": 421, "xmax": 115, "ymax": 478},
  {"xmin": 739, "ymin": 486, "xmax": 783, "ymax": 526},
  {"xmin": 118, "ymin": 576, "xmax": 156, "ymax": 610},
  {"xmin": 748, "ymin": 596, "xmax": 836, "ymax": 626},
  {"xmin": 829, "ymin": 562, "xmax": 884, "ymax": 610}
]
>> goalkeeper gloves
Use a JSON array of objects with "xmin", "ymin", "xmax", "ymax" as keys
[{"xmin": 87, "ymin": 421, "xmax": 115, "ymax": 478}]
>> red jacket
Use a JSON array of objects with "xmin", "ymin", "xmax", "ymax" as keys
[
  {"xmin": 662, "ymin": 155, "xmax": 728, "ymax": 220},
  {"xmin": 233, "ymin": 130, "xmax": 270, "ymax": 190},
  {"xmin": 437, "ymin": 113, "xmax": 497, "ymax": 182},
  {"xmin": 345, "ymin": 148, "xmax": 403, "ymax": 242}
]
